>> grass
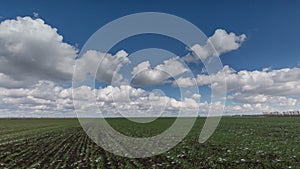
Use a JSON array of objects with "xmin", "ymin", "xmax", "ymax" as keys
[{"xmin": 0, "ymin": 117, "xmax": 299, "ymax": 168}]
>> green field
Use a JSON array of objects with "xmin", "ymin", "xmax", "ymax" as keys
[{"xmin": 0, "ymin": 117, "xmax": 299, "ymax": 168}]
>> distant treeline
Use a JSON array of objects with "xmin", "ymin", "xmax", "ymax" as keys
[{"xmin": 263, "ymin": 110, "xmax": 300, "ymax": 117}]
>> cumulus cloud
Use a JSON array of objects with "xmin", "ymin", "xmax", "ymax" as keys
[
  {"xmin": 173, "ymin": 65, "xmax": 300, "ymax": 113},
  {"xmin": 87, "ymin": 85, "xmax": 199, "ymax": 117},
  {"xmin": 0, "ymin": 17, "xmax": 77, "ymax": 85},
  {"xmin": 0, "ymin": 83, "xmax": 200, "ymax": 117},
  {"xmin": 74, "ymin": 50, "xmax": 130, "ymax": 84},
  {"xmin": 1, "ymin": 81, "xmax": 298, "ymax": 117},
  {"xmin": 0, "ymin": 81, "xmax": 73, "ymax": 117},
  {"xmin": 96, "ymin": 85, "xmax": 146, "ymax": 103},
  {"xmin": 229, "ymin": 93, "xmax": 297, "ymax": 107},
  {"xmin": 0, "ymin": 16, "xmax": 133, "ymax": 88},
  {"xmin": 224, "ymin": 103, "xmax": 272, "ymax": 115},
  {"xmin": 0, "ymin": 16, "xmax": 297, "ymax": 116},
  {"xmin": 183, "ymin": 29, "xmax": 246, "ymax": 62},
  {"xmin": 131, "ymin": 57, "xmax": 188, "ymax": 86},
  {"xmin": 174, "ymin": 66, "xmax": 300, "ymax": 97},
  {"xmin": 0, "ymin": 73, "xmax": 33, "ymax": 88},
  {"xmin": 209, "ymin": 29, "xmax": 246, "ymax": 54}
]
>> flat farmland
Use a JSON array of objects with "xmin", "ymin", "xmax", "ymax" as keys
[{"xmin": 0, "ymin": 117, "xmax": 299, "ymax": 168}]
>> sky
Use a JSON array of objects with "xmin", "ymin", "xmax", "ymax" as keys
[{"xmin": 0, "ymin": 0, "xmax": 299, "ymax": 117}]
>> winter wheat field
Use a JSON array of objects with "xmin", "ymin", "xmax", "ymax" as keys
[{"xmin": 0, "ymin": 117, "xmax": 299, "ymax": 168}]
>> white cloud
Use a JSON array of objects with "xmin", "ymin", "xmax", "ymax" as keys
[
  {"xmin": 131, "ymin": 57, "xmax": 188, "ymax": 86},
  {"xmin": 74, "ymin": 50, "xmax": 130, "ymax": 84},
  {"xmin": 0, "ymin": 17, "xmax": 132, "ymax": 88},
  {"xmin": 0, "ymin": 17, "xmax": 77, "ymax": 85},
  {"xmin": 174, "ymin": 66, "xmax": 300, "ymax": 97},
  {"xmin": 92, "ymin": 85, "xmax": 200, "ymax": 117},
  {"xmin": 96, "ymin": 85, "xmax": 146, "ymax": 103},
  {"xmin": 0, "ymin": 16, "xmax": 296, "ymax": 117},
  {"xmin": 0, "ymin": 73, "xmax": 33, "ymax": 88},
  {"xmin": 33, "ymin": 12, "xmax": 39, "ymax": 18},
  {"xmin": 229, "ymin": 93, "xmax": 297, "ymax": 107},
  {"xmin": 224, "ymin": 103, "xmax": 272, "ymax": 115},
  {"xmin": 209, "ymin": 29, "xmax": 246, "ymax": 55},
  {"xmin": 0, "ymin": 81, "xmax": 77, "ymax": 117},
  {"xmin": 173, "ymin": 66, "xmax": 300, "ymax": 113},
  {"xmin": 184, "ymin": 29, "xmax": 246, "ymax": 62},
  {"xmin": 191, "ymin": 93, "xmax": 201, "ymax": 100},
  {"xmin": 0, "ymin": 81, "xmax": 298, "ymax": 117},
  {"xmin": 0, "ymin": 83, "xmax": 200, "ymax": 117}
]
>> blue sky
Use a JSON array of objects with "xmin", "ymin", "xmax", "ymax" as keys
[
  {"xmin": 0, "ymin": 1, "xmax": 299, "ymax": 117},
  {"xmin": 1, "ymin": 0, "xmax": 299, "ymax": 70}
]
